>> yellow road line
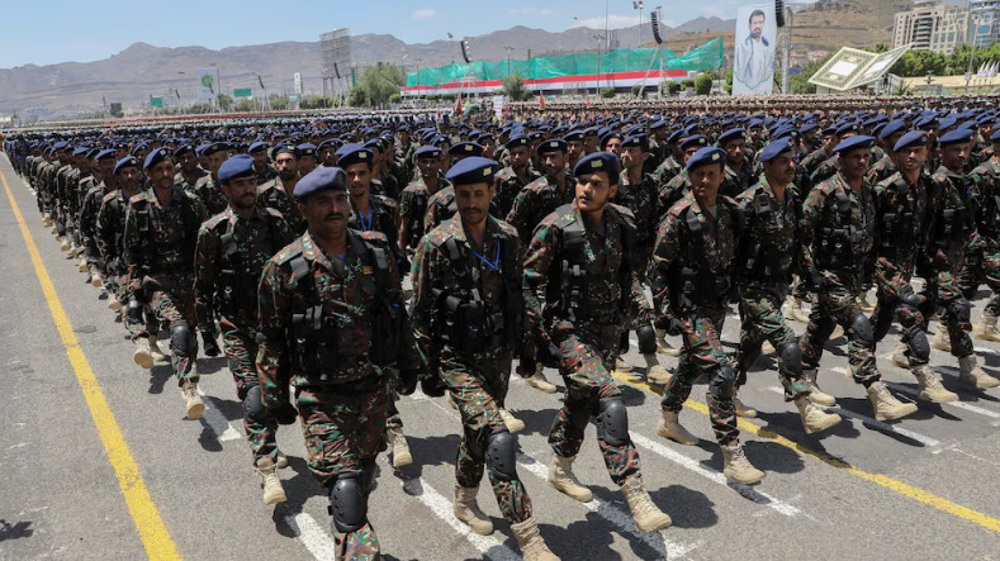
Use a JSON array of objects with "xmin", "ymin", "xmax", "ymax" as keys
[
  {"xmin": 1, "ymin": 168, "xmax": 182, "ymax": 560},
  {"xmin": 611, "ymin": 370, "xmax": 1000, "ymax": 534}
]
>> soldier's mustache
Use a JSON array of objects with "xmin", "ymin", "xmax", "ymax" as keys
[{"xmin": 324, "ymin": 213, "xmax": 345, "ymax": 221}]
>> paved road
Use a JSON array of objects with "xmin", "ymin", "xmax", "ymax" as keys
[{"xmin": 1, "ymin": 154, "xmax": 999, "ymax": 561}]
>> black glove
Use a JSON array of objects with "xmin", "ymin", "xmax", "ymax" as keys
[
  {"xmin": 420, "ymin": 371, "xmax": 447, "ymax": 397},
  {"xmin": 398, "ymin": 368, "xmax": 420, "ymax": 396},
  {"xmin": 201, "ymin": 331, "xmax": 221, "ymax": 357},
  {"xmin": 270, "ymin": 402, "xmax": 298, "ymax": 425}
]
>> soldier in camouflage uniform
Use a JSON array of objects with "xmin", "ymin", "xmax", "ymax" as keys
[
  {"xmin": 652, "ymin": 128, "xmax": 684, "ymax": 187},
  {"xmin": 965, "ymin": 129, "xmax": 1000, "ymax": 343},
  {"xmin": 173, "ymin": 144, "xmax": 209, "ymax": 191},
  {"xmin": 718, "ymin": 128, "xmax": 756, "ymax": 199},
  {"xmin": 866, "ymin": 121, "xmax": 906, "ymax": 186},
  {"xmin": 657, "ymin": 135, "xmax": 708, "ymax": 218},
  {"xmin": 123, "ymin": 148, "xmax": 210, "ymax": 419},
  {"xmin": 79, "ymin": 149, "xmax": 118, "ymax": 289},
  {"xmin": 493, "ymin": 135, "xmax": 540, "ymax": 220},
  {"xmin": 398, "ymin": 145, "xmax": 449, "ymax": 256},
  {"xmin": 650, "ymin": 147, "xmax": 766, "ymax": 484},
  {"xmin": 191, "ymin": 142, "xmax": 232, "ymax": 216},
  {"xmin": 195, "ymin": 155, "xmax": 296, "ymax": 505},
  {"xmin": 926, "ymin": 129, "xmax": 1000, "ymax": 389},
  {"xmin": 524, "ymin": 151, "xmax": 672, "ymax": 534},
  {"xmin": 733, "ymin": 139, "xmax": 843, "ymax": 433},
  {"xmin": 249, "ymin": 141, "xmax": 278, "ymax": 185},
  {"xmin": 799, "ymin": 136, "xmax": 919, "ymax": 422},
  {"xmin": 258, "ymin": 145, "xmax": 306, "ymax": 235},
  {"xmin": 256, "ymin": 166, "xmax": 423, "ymax": 560},
  {"xmin": 410, "ymin": 157, "xmax": 557, "ymax": 561}
]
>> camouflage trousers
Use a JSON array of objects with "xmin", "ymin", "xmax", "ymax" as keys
[
  {"xmin": 927, "ymin": 270, "xmax": 975, "ymax": 359},
  {"xmin": 735, "ymin": 287, "xmax": 810, "ymax": 400},
  {"xmin": 959, "ymin": 245, "xmax": 1000, "ymax": 318},
  {"xmin": 871, "ymin": 269, "xmax": 930, "ymax": 367},
  {"xmin": 550, "ymin": 325, "xmax": 641, "ymax": 486},
  {"xmin": 219, "ymin": 318, "xmax": 278, "ymax": 465},
  {"xmin": 661, "ymin": 308, "xmax": 739, "ymax": 445},
  {"xmin": 297, "ymin": 380, "xmax": 388, "ymax": 561},
  {"xmin": 144, "ymin": 275, "xmax": 198, "ymax": 387},
  {"xmin": 801, "ymin": 271, "xmax": 880, "ymax": 385},
  {"xmin": 441, "ymin": 349, "xmax": 533, "ymax": 524}
]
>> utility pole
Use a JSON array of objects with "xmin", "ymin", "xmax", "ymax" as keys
[
  {"xmin": 503, "ymin": 45, "xmax": 513, "ymax": 77},
  {"xmin": 781, "ymin": 6, "xmax": 794, "ymax": 94},
  {"xmin": 633, "ymin": 1, "xmax": 645, "ymax": 47}
]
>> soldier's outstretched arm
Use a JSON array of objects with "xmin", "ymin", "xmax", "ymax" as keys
[
  {"xmin": 409, "ymin": 234, "xmax": 440, "ymax": 366},
  {"xmin": 121, "ymin": 203, "xmax": 143, "ymax": 297},
  {"xmin": 798, "ymin": 185, "xmax": 828, "ymax": 284},
  {"xmin": 522, "ymin": 218, "xmax": 558, "ymax": 340},
  {"xmin": 193, "ymin": 224, "xmax": 220, "ymax": 331},
  {"xmin": 256, "ymin": 259, "xmax": 292, "ymax": 410},
  {"xmin": 649, "ymin": 212, "xmax": 680, "ymax": 321}
]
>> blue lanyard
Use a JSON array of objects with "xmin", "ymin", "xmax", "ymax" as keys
[
  {"xmin": 470, "ymin": 238, "xmax": 502, "ymax": 271},
  {"xmin": 358, "ymin": 206, "xmax": 373, "ymax": 231}
]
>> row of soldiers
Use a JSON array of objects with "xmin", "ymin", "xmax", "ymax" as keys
[{"xmin": 4, "ymin": 99, "xmax": 1000, "ymax": 560}]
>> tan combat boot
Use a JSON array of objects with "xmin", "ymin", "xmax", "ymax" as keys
[
  {"xmin": 620, "ymin": 476, "xmax": 672, "ymax": 533},
  {"xmin": 132, "ymin": 337, "xmax": 154, "ymax": 369},
  {"xmin": 108, "ymin": 296, "xmax": 122, "ymax": 311},
  {"xmin": 499, "ymin": 408, "xmax": 525, "ymax": 434},
  {"xmin": 255, "ymin": 457, "xmax": 287, "ymax": 505},
  {"xmin": 761, "ymin": 341, "xmax": 776, "ymax": 355},
  {"xmin": 646, "ymin": 364, "xmax": 672, "ymax": 386},
  {"xmin": 510, "ymin": 517, "xmax": 559, "ymax": 561},
  {"xmin": 793, "ymin": 396, "xmax": 842, "ymax": 434},
  {"xmin": 386, "ymin": 426, "xmax": 412, "ymax": 468},
  {"xmin": 976, "ymin": 312, "xmax": 1000, "ymax": 343},
  {"xmin": 77, "ymin": 257, "xmax": 89, "ymax": 272},
  {"xmin": 655, "ymin": 328, "xmax": 681, "ymax": 357},
  {"xmin": 721, "ymin": 441, "xmax": 765, "ymax": 485},
  {"xmin": 911, "ymin": 364, "xmax": 958, "ymax": 402},
  {"xmin": 784, "ymin": 296, "xmax": 810, "ymax": 323},
  {"xmin": 959, "ymin": 355, "xmax": 1000, "ymax": 389},
  {"xmin": 932, "ymin": 326, "xmax": 951, "ymax": 352},
  {"xmin": 90, "ymin": 268, "xmax": 103, "ymax": 288},
  {"xmin": 734, "ymin": 390, "xmax": 758, "ymax": 418},
  {"xmin": 657, "ymin": 410, "xmax": 698, "ymax": 445},
  {"xmin": 42, "ymin": 213, "xmax": 52, "ymax": 227},
  {"xmin": 59, "ymin": 238, "xmax": 71, "ymax": 252},
  {"xmin": 802, "ymin": 368, "xmax": 836, "ymax": 406},
  {"xmin": 148, "ymin": 332, "xmax": 166, "ymax": 363},
  {"xmin": 275, "ymin": 453, "xmax": 288, "ymax": 469},
  {"xmin": 616, "ymin": 356, "xmax": 634, "ymax": 373},
  {"xmin": 453, "ymin": 485, "xmax": 494, "ymax": 535},
  {"xmin": 181, "ymin": 380, "xmax": 205, "ymax": 419},
  {"xmin": 866, "ymin": 380, "xmax": 918, "ymax": 421},
  {"xmin": 857, "ymin": 294, "xmax": 876, "ymax": 313},
  {"xmin": 525, "ymin": 365, "xmax": 557, "ymax": 393},
  {"xmin": 891, "ymin": 341, "xmax": 910, "ymax": 368},
  {"xmin": 547, "ymin": 455, "xmax": 592, "ymax": 502}
]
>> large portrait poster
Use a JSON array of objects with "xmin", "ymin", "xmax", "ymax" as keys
[{"xmin": 733, "ymin": 3, "xmax": 776, "ymax": 95}]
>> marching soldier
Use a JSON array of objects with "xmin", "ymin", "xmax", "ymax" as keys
[
  {"xmin": 258, "ymin": 144, "xmax": 306, "ymax": 235},
  {"xmin": 398, "ymin": 145, "xmax": 449, "ymax": 256},
  {"xmin": 965, "ymin": 129, "xmax": 1000, "ymax": 343}
]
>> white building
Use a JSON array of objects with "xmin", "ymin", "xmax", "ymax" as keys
[
  {"xmin": 893, "ymin": 0, "xmax": 972, "ymax": 54},
  {"xmin": 970, "ymin": 0, "xmax": 1000, "ymax": 47}
]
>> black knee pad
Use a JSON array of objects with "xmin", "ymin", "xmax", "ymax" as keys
[
  {"xmin": 709, "ymin": 365, "xmax": 737, "ymax": 400},
  {"xmin": 328, "ymin": 473, "xmax": 367, "ymax": 533},
  {"xmin": 636, "ymin": 323, "xmax": 656, "ymax": 355},
  {"xmin": 948, "ymin": 298, "xmax": 972, "ymax": 324},
  {"xmin": 906, "ymin": 329, "xmax": 931, "ymax": 362},
  {"xmin": 171, "ymin": 322, "xmax": 194, "ymax": 355},
  {"xmin": 777, "ymin": 339, "xmax": 803, "ymax": 376},
  {"xmin": 242, "ymin": 385, "xmax": 266, "ymax": 424},
  {"xmin": 849, "ymin": 313, "xmax": 874, "ymax": 348},
  {"xmin": 484, "ymin": 428, "xmax": 519, "ymax": 482},
  {"xmin": 126, "ymin": 298, "xmax": 144, "ymax": 325},
  {"xmin": 596, "ymin": 397, "xmax": 630, "ymax": 447}
]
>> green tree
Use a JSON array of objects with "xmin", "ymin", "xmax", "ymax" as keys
[
  {"xmin": 269, "ymin": 96, "xmax": 289, "ymax": 111},
  {"xmin": 601, "ymin": 87, "xmax": 616, "ymax": 98},
  {"xmin": 694, "ymin": 74, "xmax": 713, "ymax": 95},
  {"xmin": 235, "ymin": 99, "xmax": 254, "ymax": 112},
  {"xmin": 667, "ymin": 81, "xmax": 681, "ymax": 95},
  {"xmin": 502, "ymin": 72, "xmax": 530, "ymax": 101},
  {"xmin": 349, "ymin": 63, "xmax": 406, "ymax": 107},
  {"xmin": 217, "ymin": 94, "xmax": 234, "ymax": 111}
]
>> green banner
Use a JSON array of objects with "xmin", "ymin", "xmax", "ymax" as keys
[
  {"xmin": 150, "ymin": 96, "xmax": 163, "ymax": 107},
  {"xmin": 233, "ymin": 88, "xmax": 252, "ymax": 98},
  {"xmin": 407, "ymin": 38, "xmax": 724, "ymax": 87}
]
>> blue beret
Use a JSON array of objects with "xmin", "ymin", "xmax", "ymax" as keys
[
  {"xmin": 449, "ymin": 141, "xmax": 484, "ymax": 157},
  {"xmin": 748, "ymin": 118, "xmax": 765, "ymax": 129},
  {"xmin": 445, "ymin": 156, "xmax": 499, "ymax": 187},
  {"xmin": 573, "ymin": 152, "xmax": 620, "ymax": 183},
  {"xmin": 834, "ymin": 122, "xmax": 858, "ymax": 137},
  {"xmin": 686, "ymin": 147, "xmax": 726, "ymax": 171},
  {"xmin": 143, "ymin": 147, "xmax": 171, "ymax": 170},
  {"xmin": 667, "ymin": 128, "xmax": 686, "ymax": 144},
  {"xmin": 833, "ymin": 135, "xmax": 875, "ymax": 154},
  {"xmin": 272, "ymin": 143, "xmax": 298, "ymax": 158},
  {"xmin": 879, "ymin": 120, "xmax": 906, "ymax": 140},
  {"xmin": 915, "ymin": 115, "xmax": 939, "ymax": 129},
  {"xmin": 414, "ymin": 145, "xmax": 443, "ymax": 159},
  {"xmin": 680, "ymin": 135, "xmax": 709, "ymax": 151},
  {"xmin": 173, "ymin": 144, "xmax": 195, "ymax": 158},
  {"xmin": 248, "ymin": 141, "xmax": 270, "ymax": 154},
  {"xmin": 297, "ymin": 143, "xmax": 318, "ymax": 158},
  {"xmin": 335, "ymin": 143, "xmax": 374, "ymax": 167},
  {"xmin": 131, "ymin": 143, "xmax": 148, "ymax": 156},
  {"xmin": 650, "ymin": 119, "xmax": 670, "ymax": 130},
  {"xmin": 478, "ymin": 133, "xmax": 496, "ymax": 143},
  {"xmin": 114, "ymin": 156, "xmax": 140, "ymax": 175},
  {"xmin": 218, "ymin": 155, "xmax": 256, "ymax": 184},
  {"xmin": 505, "ymin": 135, "xmax": 530, "ymax": 149},
  {"xmin": 294, "ymin": 166, "xmax": 347, "ymax": 199},
  {"xmin": 72, "ymin": 147, "xmax": 90, "ymax": 157},
  {"xmin": 990, "ymin": 128, "xmax": 1000, "ymax": 142},
  {"xmin": 563, "ymin": 130, "xmax": 585, "ymax": 142},
  {"xmin": 893, "ymin": 131, "xmax": 929, "ymax": 152},
  {"xmin": 717, "ymin": 128, "xmax": 746, "ymax": 146},
  {"xmin": 622, "ymin": 134, "xmax": 649, "ymax": 150},
  {"xmin": 799, "ymin": 123, "xmax": 819, "ymax": 134},
  {"xmin": 600, "ymin": 130, "xmax": 623, "ymax": 146},
  {"xmin": 538, "ymin": 139, "xmax": 568, "ymax": 154},
  {"xmin": 761, "ymin": 139, "xmax": 794, "ymax": 163},
  {"xmin": 938, "ymin": 128, "xmax": 974, "ymax": 145},
  {"xmin": 95, "ymin": 148, "xmax": 117, "ymax": 161},
  {"xmin": 938, "ymin": 117, "xmax": 958, "ymax": 131},
  {"xmin": 205, "ymin": 142, "xmax": 231, "ymax": 155},
  {"xmin": 51, "ymin": 141, "xmax": 69, "ymax": 152}
]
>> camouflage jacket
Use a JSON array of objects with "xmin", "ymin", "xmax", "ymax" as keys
[
  {"xmin": 505, "ymin": 174, "xmax": 575, "ymax": 246},
  {"xmin": 123, "ymin": 187, "xmax": 209, "ymax": 293},
  {"xmin": 615, "ymin": 170, "xmax": 660, "ymax": 266},
  {"xmin": 97, "ymin": 188, "xmax": 142, "ymax": 275},
  {"xmin": 926, "ymin": 166, "xmax": 981, "ymax": 273},
  {"xmin": 258, "ymin": 178, "xmax": 306, "ymax": 235},
  {"xmin": 174, "ymin": 167, "xmax": 209, "ymax": 192},
  {"xmin": 192, "ymin": 174, "xmax": 229, "ymax": 216},
  {"xmin": 721, "ymin": 162, "xmax": 757, "ymax": 200},
  {"xmin": 652, "ymin": 155, "xmax": 682, "ymax": 187},
  {"xmin": 349, "ymin": 194, "xmax": 401, "ymax": 263},
  {"xmin": 494, "ymin": 165, "xmax": 541, "ymax": 219},
  {"xmin": 79, "ymin": 181, "xmax": 114, "ymax": 261},
  {"xmin": 796, "ymin": 147, "xmax": 833, "ymax": 196},
  {"xmin": 256, "ymin": 229, "xmax": 420, "ymax": 407},
  {"xmin": 866, "ymin": 154, "xmax": 897, "ymax": 186},
  {"xmin": 651, "ymin": 192, "xmax": 741, "ymax": 317},
  {"xmin": 399, "ymin": 174, "xmax": 449, "ymax": 250},
  {"xmin": 735, "ymin": 177, "xmax": 800, "ymax": 292},
  {"xmin": 800, "ymin": 172, "xmax": 876, "ymax": 280},
  {"xmin": 657, "ymin": 170, "xmax": 690, "ymax": 220},
  {"xmin": 195, "ymin": 205, "xmax": 294, "ymax": 329},
  {"xmin": 872, "ymin": 171, "xmax": 930, "ymax": 299},
  {"xmin": 967, "ymin": 159, "xmax": 1000, "ymax": 244}
]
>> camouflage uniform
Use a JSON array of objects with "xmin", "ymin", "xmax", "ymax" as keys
[
  {"xmin": 506, "ymin": 174, "xmax": 575, "ymax": 251},
  {"xmin": 96, "ymin": 189, "xmax": 134, "ymax": 326},
  {"xmin": 258, "ymin": 178, "xmax": 306, "ymax": 234},
  {"xmin": 195, "ymin": 205, "xmax": 294, "ymax": 465},
  {"xmin": 651, "ymin": 192, "xmax": 743, "ymax": 444},
  {"xmin": 423, "ymin": 186, "xmax": 459, "ymax": 233},
  {"xmin": 523, "ymin": 203, "xmax": 644, "ymax": 485},
  {"xmin": 720, "ymin": 162, "xmax": 756, "ymax": 199},
  {"xmin": 652, "ymin": 154, "xmax": 682, "ymax": 187},
  {"xmin": 398, "ymin": 174, "xmax": 448, "ymax": 252},
  {"xmin": 733, "ymin": 179, "xmax": 810, "ymax": 399},
  {"xmin": 796, "ymin": 148, "xmax": 832, "ymax": 197},
  {"xmin": 799, "ymin": 172, "xmax": 879, "ymax": 384},
  {"xmin": 962, "ymin": 160, "xmax": 1000, "ymax": 318},
  {"xmin": 192, "ymin": 174, "xmax": 230, "ymax": 216},
  {"xmin": 175, "ymin": 167, "xmax": 209, "ymax": 191},
  {"xmin": 123, "ymin": 187, "xmax": 209, "ymax": 384},
  {"xmin": 256, "ymin": 229, "xmax": 420, "ymax": 559},
  {"xmin": 866, "ymin": 153, "xmax": 897, "ymax": 186},
  {"xmin": 657, "ymin": 170, "xmax": 690, "ymax": 219},
  {"xmin": 411, "ymin": 215, "xmax": 533, "ymax": 524},
  {"xmin": 80, "ymin": 180, "xmax": 114, "ymax": 271},
  {"xmin": 494, "ymin": 165, "xmax": 540, "ymax": 219}
]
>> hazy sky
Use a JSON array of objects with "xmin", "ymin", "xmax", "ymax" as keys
[{"xmin": 1, "ymin": 0, "xmax": 754, "ymax": 68}]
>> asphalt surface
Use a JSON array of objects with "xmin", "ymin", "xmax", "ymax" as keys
[{"xmin": 1, "ymin": 153, "xmax": 999, "ymax": 561}]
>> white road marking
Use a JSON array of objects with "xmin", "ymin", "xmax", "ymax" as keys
[
  {"xmin": 196, "ymin": 388, "xmax": 244, "ymax": 442},
  {"xmin": 884, "ymin": 380, "xmax": 1000, "ymax": 425},
  {"xmin": 281, "ymin": 510, "xmax": 339, "ymax": 561}
]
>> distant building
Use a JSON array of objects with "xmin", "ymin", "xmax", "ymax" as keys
[
  {"xmin": 892, "ymin": 0, "xmax": 971, "ymax": 54},
  {"xmin": 970, "ymin": 0, "xmax": 1000, "ymax": 47}
]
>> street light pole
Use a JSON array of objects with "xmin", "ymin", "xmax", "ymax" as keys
[{"xmin": 634, "ymin": 1, "xmax": 645, "ymax": 47}]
